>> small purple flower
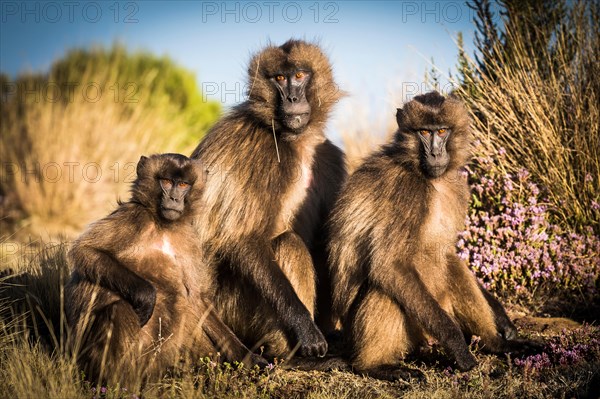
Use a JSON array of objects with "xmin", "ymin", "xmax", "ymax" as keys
[
  {"xmin": 518, "ymin": 168, "xmax": 530, "ymax": 180},
  {"xmin": 459, "ymin": 153, "xmax": 599, "ymax": 302}
]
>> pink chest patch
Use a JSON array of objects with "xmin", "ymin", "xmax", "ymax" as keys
[
  {"xmin": 302, "ymin": 164, "xmax": 312, "ymax": 189},
  {"xmin": 153, "ymin": 236, "xmax": 176, "ymax": 259}
]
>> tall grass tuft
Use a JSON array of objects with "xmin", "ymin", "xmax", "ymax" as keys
[
  {"xmin": 0, "ymin": 343, "xmax": 84, "ymax": 399},
  {"xmin": 0, "ymin": 243, "xmax": 68, "ymax": 349},
  {"xmin": 455, "ymin": 0, "xmax": 599, "ymax": 234}
]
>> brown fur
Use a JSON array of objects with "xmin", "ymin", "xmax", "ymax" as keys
[
  {"xmin": 65, "ymin": 154, "xmax": 265, "ymax": 386},
  {"xmin": 329, "ymin": 92, "xmax": 527, "ymax": 380},
  {"xmin": 190, "ymin": 40, "xmax": 346, "ymax": 361}
]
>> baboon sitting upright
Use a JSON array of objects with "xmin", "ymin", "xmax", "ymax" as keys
[
  {"xmin": 329, "ymin": 92, "xmax": 532, "ymax": 380},
  {"xmin": 191, "ymin": 39, "xmax": 346, "ymax": 361},
  {"xmin": 65, "ymin": 153, "xmax": 266, "ymax": 386}
]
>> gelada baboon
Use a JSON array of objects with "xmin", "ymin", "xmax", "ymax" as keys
[
  {"xmin": 65, "ymin": 153, "xmax": 266, "ymax": 385},
  {"xmin": 329, "ymin": 91, "xmax": 530, "ymax": 380},
  {"xmin": 191, "ymin": 40, "xmax": 346, "ymax": 361}
]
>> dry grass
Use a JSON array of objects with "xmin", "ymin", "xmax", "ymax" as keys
[
  {"xmin": 454, "ymin": 1, "xmax": 599, "ymax": 233},
  {"xmin": 0, "ymin": 59, "xmax": 206, "ymax": 242}
]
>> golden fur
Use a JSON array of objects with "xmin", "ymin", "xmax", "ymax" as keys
[
  {"xmin": 191, "ymin": 40, "xmax": 347, "ymax": 360},
  {"xmin": 65, "ymin": 154, "xmax": 264, "ymax": 385},
  {"xmin": 329, "ymin": 92, "xmax": 525, "ymax": 380}
]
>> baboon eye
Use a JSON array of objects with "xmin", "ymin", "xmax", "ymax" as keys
[
  {"xmin": 160, "ymin": 178, "xmax": 173, "ymax": 189},
  {"xmin": 276, "ymin": 75, "xmax": 285, "ymax": 81},
  {"xmin": 438, "ymin": 128, "xmax": 447, "ymax": 137},
  {"xmin": 295, "ymin": 71, "xmax": 305, "ymax": 79},
  {"xmin": 178, "ymin": 182, "xmax": 190, "ymax": 189},
  {"xmin": 419, "ymin": 130, "xmax": 430, "ymax": 136}
]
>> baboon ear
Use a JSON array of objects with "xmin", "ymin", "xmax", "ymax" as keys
[
  {"xmin": 396, "ymin": 108, "xmax": 405, "ymax": 128},
  {"xmin": 137, "ymin": 155, "xmax": 149, "ymax": 176}
]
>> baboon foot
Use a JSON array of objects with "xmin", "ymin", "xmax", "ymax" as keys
[
  {"xmin": 358, "ymin": 364, "xmax": 426, "ymax": 382},
  {"xmin": 283, "ymin": 355, "xmax": 351, "ymax": 372},
  {"xmin": 482, "ymin": 336, "xmax": 545, "ymax": 357},
  {"xmin": 454, "ymin": 350, "xmax": 478, "ymax": 371},
  {"xmin": 503, "ymin": 338, "xmax": 545, "ymax": 355},
  {"xmin": 325, "ymin": 329, "xmax": 345, "ymax": 355}
]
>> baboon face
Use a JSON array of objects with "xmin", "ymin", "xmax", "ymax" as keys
[
  {"xmin": 271, "ymin": 68, "xmax": 312, "ymax": 131},
  {"xmin": 246, "ymin": 40, "xmax": 342, "ymax": 135},
  {"xmin": 396, "ymin": 91, "xmax": 471, "ymax": 179},
  {"xmin": 417, "ymin": 126, "xmax": 451, "ymax": 178},
  {"xmin": 158, "ymin": 177, "xmax": 192, "ymax": 221},
  {"xmin": 133, "ymin": 153, "xmax": 200, "ymax": 222}
]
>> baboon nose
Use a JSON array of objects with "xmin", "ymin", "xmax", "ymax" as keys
[
  {"xmin": 288, "ymin": 95, "xmax": 298, "ymax": 103},
  {"xmin": 431, "ymin": 147, "xmax": 444, "ymax": 157}
]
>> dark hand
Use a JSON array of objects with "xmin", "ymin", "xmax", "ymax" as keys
[
  {"xmin": 250, "ymin": 354, "xmax": 270, "ymax": 369},
  {"xmin": 455, "ymin": 350, "xmax": 478, "ymax": 371},
  {"xmin": 497, "ymin": 320, "xmax": 518, "ymax": 341},
  {"xmin": 294, "ymin": 321, "xmax": 328, "ymax": 358},
  {"xmin": 131, "ymin": 284, "xmax": 157, "ymax": 327}
]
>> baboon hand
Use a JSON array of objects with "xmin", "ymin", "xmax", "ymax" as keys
[
  {"xmin": 455, "ymin": 351, "xmax": 478, "ymax": 372},
  {"xmin": 496, "ymin": 318, "xmax": 518, "ymax": 341},
  {"xmin": 131, "ymin": 284, "xmax": 157, "ymax": 327},
  {"xmin": 250, "ymin": 354, "xmax": 270, "ymax": 369},
  {"xmin": 296, "ymin": 321, "xmax": 328, "ymax": 358},
  {"xmin": 501, "ymin": 325, "xmax": 518, "ymax": 341}
]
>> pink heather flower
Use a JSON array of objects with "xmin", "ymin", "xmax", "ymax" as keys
[{"xmin": 518, "ymin": 168, "xmax": 530, "ymax": 180}]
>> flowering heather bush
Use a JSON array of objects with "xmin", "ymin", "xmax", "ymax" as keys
[
  {"xmin": 514, "ymin": 324, "xmax": 600, "ymax": 373},
  {"xmin": 457, "ymin": 149, "xmax": 600, "ymax": 304}
]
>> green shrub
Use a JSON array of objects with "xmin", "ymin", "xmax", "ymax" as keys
[{"xmin": 48, "ymin": 45, "xmax": 220, "ymax": 145}]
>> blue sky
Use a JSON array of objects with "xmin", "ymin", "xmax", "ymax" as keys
[{"xmin": 1, "ymin": 1, "xmax": 478, "ymax": 139}]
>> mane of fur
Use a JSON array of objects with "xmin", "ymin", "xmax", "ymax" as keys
[
  {"xmin": 243, "ymin": 39, "xmax": 343, "ymax": 132},
  {"xmin": 394, "ymin": 91, "xmax": 472, "ymax": 176}
]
